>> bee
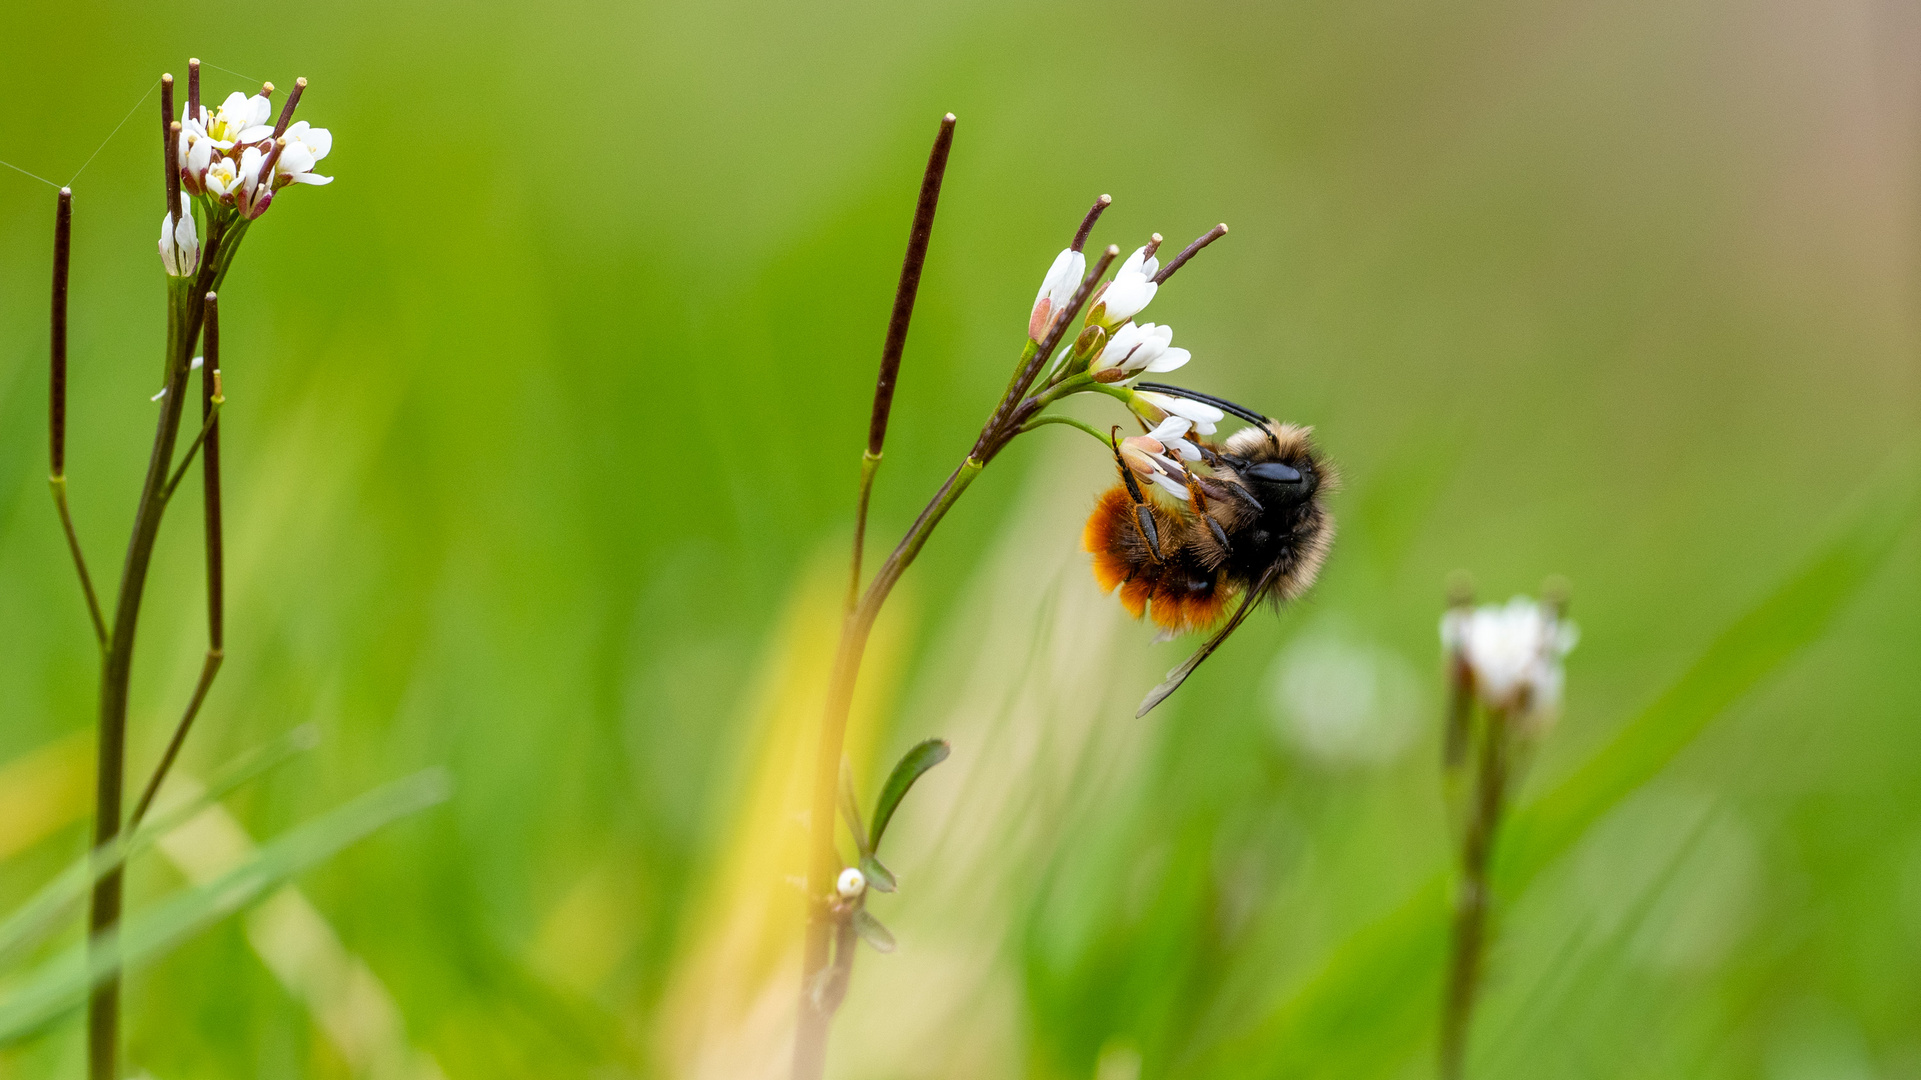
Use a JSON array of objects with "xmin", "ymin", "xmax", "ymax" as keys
[{"xmin": 1083, "ymin": 382, "xmax": 1335, "ymax": 716}]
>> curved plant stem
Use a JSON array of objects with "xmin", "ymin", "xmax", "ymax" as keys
[
  {"xmin": 1016, "ymin": 412, "xmax": 1113, "ymax": 446},
  {"xmin": 790, "ymin": 237, "xmax": 1116, "ymax": 1080}
]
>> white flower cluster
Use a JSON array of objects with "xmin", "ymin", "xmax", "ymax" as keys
[
  {"xmin": 178, "ymin": 91, "xmax": 332, "ymax": 221},
  {"xmin": 1440, "ymin": 597, "xmax": 1579, "ymax": 723}
]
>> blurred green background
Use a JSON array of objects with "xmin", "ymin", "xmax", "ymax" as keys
[{"xmin": 1, "ymin": 0, "xmax": 1917, "ymax": 1077}]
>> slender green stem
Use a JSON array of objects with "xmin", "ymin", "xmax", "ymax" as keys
[
  {"xmin": 127, "ymin": 650, "xmax": 223, "ymax": 828},
  {"xmin": 793, "ymin": 457, "xmax": 982, "ymax": 1080},
  {"xmin": 51, "ymin": 480, "xmax": 109, "ymax": 650},
  {"xmin": 1016, "ymin": 413, "xmax": 1113, "ymax": 446},
  {"xmin": 160, "ymin": 397, "xmax": 222, "ymax": 502},
  {"xmin": 1440, "ymin": 705, "xmax": 1510, "ymax": 1080},
  {"xmin": 847, "ymin": 452, "xmax": 882, "ymax": 614}
]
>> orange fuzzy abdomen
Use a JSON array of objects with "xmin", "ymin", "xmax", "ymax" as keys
[{"xmin": 1084, "ymin": 486, "xmax": 1236, "ymax": 633}]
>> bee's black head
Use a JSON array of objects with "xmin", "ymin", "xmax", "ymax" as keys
[{"xmin": 1221, "ymin": 422, "xmax": 1327, "ymax": 514}]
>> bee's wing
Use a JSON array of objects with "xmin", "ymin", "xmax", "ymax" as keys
[{"xmin": 1136, "ymin": 563, "xmax": 1283, "ymax": 718}]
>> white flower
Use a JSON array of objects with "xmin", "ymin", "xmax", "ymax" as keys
[
  {"xmin": 1029, "ymin": 247, "xmax": 1085, "ymax": 340},
  {"xmin": 1144, "ymin": 415, "xmax": 1201, "ymax": 462},
  {"xmin": 207, "ymin": 91, "xmax": 273, "ymax": 146},
  {"xmin": 1440, "ymin": 596, "xmax": 1579, "ymax": 721},
  {"xmin": 204, "ymin": 156, "xmax": 240, "ymax": 199},
  {"xmin": 1095, "ymin": 245, "xmax": 1160, "ymax": 326},
  {"xmin": 1089, "ymin": 322, "xmax": 1191, "ymax": 381},
  {"xmin": 836, "ymin": 867, "xmax": 866, "ymax": 899},
  {"xmin": 159, "ymin": 209, "xmax": 199, "ymax": 277},
  {"xmin": 274, "ymin": 121, "xmax": 333, "ymax": 186},
  {"xmin": 1136, "ymin": 390, "xmax": 1224, "ymax": 436},
  {"xmin": 1120, "ymin": 422, "xmax": 1193, "ymax": 499}
]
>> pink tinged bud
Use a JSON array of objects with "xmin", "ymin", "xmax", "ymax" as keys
[{"xmin": 1030, "ymin": 248, "xmax": 1085, "ymax": 341}]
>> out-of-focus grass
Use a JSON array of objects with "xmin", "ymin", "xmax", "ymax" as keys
[{"xmin": 1, "ymin": 0, "xmax": 1917, "ymax": 1078}]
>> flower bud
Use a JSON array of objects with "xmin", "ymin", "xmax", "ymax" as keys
[
  {"xmin": 836, "ymin": 867, "xmax": 867, "ymax": 899},
  {"xmin": 159, "ymin": 210, "xmax": 200, "ymax": 278},
  {"xmin": 1091, "ymin": 245, "xmax": 1160, "ymax": 327},
  {"xmin": 1030, "ymin": 248, "xmax": 1086, "ymax": 341}
]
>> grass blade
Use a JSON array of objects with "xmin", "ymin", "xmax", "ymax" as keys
[
  {"xmin": 0, "ymin": 725, "xmax": 320, "ymax": 969},
  {"xmin": 0, "ymin": 767, "xmax": 450, "ymax": 1043}
]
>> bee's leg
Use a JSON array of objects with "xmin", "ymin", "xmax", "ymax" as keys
[
  {"xmin": 1187, "ymin": 474, "xmax": 1231, "ymax": 552},
  {"xmin": 1110, "ymin": 428, "xmax": 1162, "ymax": 561}
]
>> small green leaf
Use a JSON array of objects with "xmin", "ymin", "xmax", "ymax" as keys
[
  {"xmin": 851, "ymin": 909, "xmax": 896, "ymax": 953},
  {"xmin": 867, "ymin": 738, "xmax": 950, "ymax": 856},
  {"xmin": 859, "ymin": 854, "xmax": 897, "ymax": 893}
]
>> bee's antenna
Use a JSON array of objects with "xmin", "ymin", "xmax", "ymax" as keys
[{"xmin": 1133, "ymin": 382, "xmax": 1273, "ymax": 431}]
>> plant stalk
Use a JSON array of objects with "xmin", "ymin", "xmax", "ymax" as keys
[
  {"xmin": 130, "ymin": 293, "xmax": 227, "ymax": 830},
  {"xmin": 86, "ymin": 218, "xmax": 229, "ymax": 1080},
  {"xmin": 792, "ymin": 172, "xmax": 1115, "ymax": 1078},
  {"xmin": 1440, "ymin": 705, "xmax": 1510, "ymax": 1080}
]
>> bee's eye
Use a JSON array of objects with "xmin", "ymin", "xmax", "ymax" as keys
[{"xmin": 1246, "ymin": 462, "xmax": 1303, "ymax": 484}]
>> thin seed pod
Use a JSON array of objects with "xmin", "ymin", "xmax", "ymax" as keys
[
  {"xmin": 1071, "ymin": 194, "xmax": 1111, "ymax": 253},
  {"xmin": 272, "ymin": 78, "xmax": 306, "ymax": 138},
  {"xmin": 47, "ymin": 189, "xmax": 107, "ymax": 647},
  {"xmin": 848, "ymin": 113, "xmax": 956, "ymax": 611},
  {"xmin": 203, "ymin": 296, "xmax": 224, "ymax": 653},
  {"xmin": 187, "ymin": 59, "xmax": 200, "ymax": 118},
  {"xmin": 866, "ymin": 113, "xmax": 955, "ymax": 459},
  {"xmin": 165, "ymin": 122, "xmax": 182, "ymax": 221},
  {"xmin": 158, "ymin": 75, "xmax": 174, "ymax": 207},
  {"xmin": 50, "ymin": 190, "xmax": 71, "ymax": 476},
  {"xmin": 1152, "ymin": 223, "xmax": 1228, "ymax": 284}
]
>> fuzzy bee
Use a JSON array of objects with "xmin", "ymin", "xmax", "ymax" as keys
[{"xmin": 1083, "ymin": 383, "xmax": 1335, "ymax": 715}]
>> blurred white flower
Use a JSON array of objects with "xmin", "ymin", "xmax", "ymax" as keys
[
  {"xmin": 1029, "ymin": 247, "xmax": 1085, "ymax": 340},
  {"xmin": 1090, "ymin": 322, "xmax": 1191, "ymax": 382},
  {"xmin": 1136, "ymin": 390, "xmax": 1223, "ymax": 435},
  {"xmin": 159, "ymin": 209, "xmax": 199, "ymax": 277},
  {"xmin": 1093, "ymin": 245, "xmax": 1160, "ymax": 326},
  {"xmin": 836, "ymin": 867, "xmax": 867, "ymax": 899},
  {"xmin": 1440, "ymin": 596, "xmax": 1578, "ymax": 722}
]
